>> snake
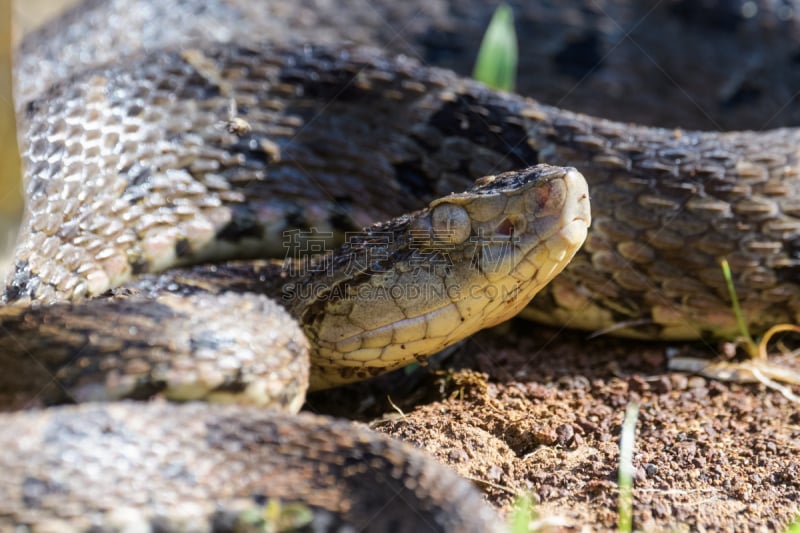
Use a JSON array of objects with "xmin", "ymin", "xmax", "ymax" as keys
[{"xmin": 2, "ymin": 0, "xmax": 800, "ymax": 530}]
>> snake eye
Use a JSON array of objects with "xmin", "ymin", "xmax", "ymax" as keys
[{"xmin": 431, "ymin": 203, "xmax": 471, "ymax": 244}]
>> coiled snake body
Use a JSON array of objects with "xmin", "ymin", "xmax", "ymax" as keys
[{"xmin": 2, "ymin": 0, "xmax": 800, "ymax": 530}]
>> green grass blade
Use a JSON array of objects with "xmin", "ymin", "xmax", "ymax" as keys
[
  {"xmin": 618, "ymin": 402, "xmax": 639, "ymax": 533},
  {"xmin": 720, "ymin": 259, "xmax": 756, "ymax": 350},
  {"xmin": 472, "ymin": 4, "xmax": 518, "ymax": 91},
  {"xmin": 786, "ymin": 513, "xmax": 800, "ymax": 533},
  {"xmin": 508, "ymin": 492, "xmax": 535, "ymax": 533}
]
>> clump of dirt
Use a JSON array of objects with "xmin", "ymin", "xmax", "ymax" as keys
[{"xmin": 308, "ymin": 324, "xmax": 800, "ymax": 531}]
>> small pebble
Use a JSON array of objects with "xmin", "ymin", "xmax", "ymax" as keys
[
  {"xmin": 486, "ymin": 465, "xmax": 503, "ymax": 482},
  {"xmin": 555, "ymin": 423, "xmax": 575, "ymax": 446}
]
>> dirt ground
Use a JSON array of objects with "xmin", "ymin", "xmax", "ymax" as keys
[{"xmin": 310, "ymin": 323, "xmax": 800, "ymax": 531}]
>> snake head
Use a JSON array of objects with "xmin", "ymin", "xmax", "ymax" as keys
[
  {"xmin": 302, "ymin": 164, "xmax": 590, "ymax": 388},
  {"xmin": 429, "ymin": 164, "xmax": 591, "ymax": 282}
]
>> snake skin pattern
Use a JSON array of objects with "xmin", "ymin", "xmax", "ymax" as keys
[
  {"xmin": 3, "ymin": 0, "xmax": 800, "ymax": 530},
  {"xmin": 9, "ymin": 0, "xmax": 800, "ymax": 340}
]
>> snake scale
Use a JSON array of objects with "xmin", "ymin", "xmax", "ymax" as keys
[{"xmin": 2, "ymin": 0, "xmax": 800, "ymax": 531}]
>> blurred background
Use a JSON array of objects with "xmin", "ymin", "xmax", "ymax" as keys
[{"xmin": 0, "ymin": 0, "xmax": 79, "ymax": 266}]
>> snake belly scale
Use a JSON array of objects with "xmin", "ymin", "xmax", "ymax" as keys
[{"xmin": 2, "ymin": 0, "xmax": 800, "ymax": 530}]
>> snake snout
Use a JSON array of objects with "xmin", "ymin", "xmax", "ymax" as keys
[{"xmin": 559, "ymin": 167, "xmax": 592, "ymax": 244}]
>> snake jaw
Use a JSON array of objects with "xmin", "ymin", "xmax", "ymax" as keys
[{"xmin": 306, "ymin": 165, "xmax": 591, "ymax": 388}]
